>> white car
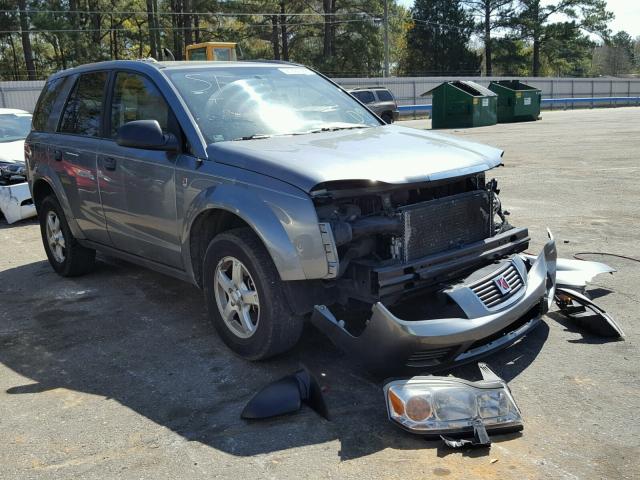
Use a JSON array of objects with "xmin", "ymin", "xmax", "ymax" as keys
[
  {"xmin": 0, "ymin": 108, "xmax": 31, "ymax": 179},
  {"xmin": 0, "ymin": 108, "xmax": 36, "ymax": 223}
]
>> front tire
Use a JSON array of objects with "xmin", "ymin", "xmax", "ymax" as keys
[
  {"xmin": 202, "ymin": 227, "xmax": 303, "ymax": 360},
  {"xmin": 38, "ymin": 195, "xmax": 95, "ymax": 277}
]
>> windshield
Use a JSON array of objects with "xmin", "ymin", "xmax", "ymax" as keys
[
  {"xmin": 0, "ymin": 113, "xmax": 32, "ymax": 143},
  {"xmin": 166, "ymin": 66, "xmax": 380, "ymax": 143}
]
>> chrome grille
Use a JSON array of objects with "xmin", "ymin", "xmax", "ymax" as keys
[{"xmin": 471, "ymin": 263, "xmax": 524, "ymax": 309}]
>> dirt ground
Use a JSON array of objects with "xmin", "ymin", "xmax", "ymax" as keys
[{"xmin": 1, "ymin": 107, "xmax": 639, "ymax": 479}]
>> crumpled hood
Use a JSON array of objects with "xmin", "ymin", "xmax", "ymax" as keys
[
  {"xmin": 207, "ymin": 125, "xmax": 503, "ymax": 192},
  {"xmin": 0, "ymin": 140, "xmax": 25, "ymax": 164}
]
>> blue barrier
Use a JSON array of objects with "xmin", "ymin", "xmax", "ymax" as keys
[
  {"xmin": 398, "ymin": 96, "xmax": 640, "ymax": 113},
  {"xmin": 398, "ymin": 104, "xmax": 432, "ymax": 112}
]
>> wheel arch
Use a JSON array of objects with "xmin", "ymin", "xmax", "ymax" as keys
[
  {"xmin": 188, "ymin": 208, "xmax": 252, "ymax": 288},
  {"xmin": 32, "ymin": 177, "xmax": 56, "ymax": 210},
  {"xmin": 30, "ymin": 170, "xmax": 85, "ymax": 240}
]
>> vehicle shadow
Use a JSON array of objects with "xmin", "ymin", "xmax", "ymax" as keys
[
  {"xmin": 0, "ymin": 257, "xmax": 548, "ymax": 460},
  {"xmin": 0, "ymin": 216, "xmax": 38, "ymax": 229}
]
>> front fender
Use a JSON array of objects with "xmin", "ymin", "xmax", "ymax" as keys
[{"xmin": 182, "ymin": 181, "xmax": 328, "ymax": 281}]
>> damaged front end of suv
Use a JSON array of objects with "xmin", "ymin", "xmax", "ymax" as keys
[{"xmin": 306, "ymin": 155, "xmax": 556, "ymax": 377}]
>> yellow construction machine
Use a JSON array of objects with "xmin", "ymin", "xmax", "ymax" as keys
[{"xmin": 185, "ymin": 42, "xmax": 238, "ymax": 61}]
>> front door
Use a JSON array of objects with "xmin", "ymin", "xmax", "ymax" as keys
[{"xmin": 98, "ymin": 71, "xmax": 183, "ymax": 269}]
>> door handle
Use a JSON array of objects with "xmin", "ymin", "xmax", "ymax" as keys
[
  {"xmin": 103, "ymin": 157, "xmax": 117, "ymax": 171},
  {"xmin": 53, "ymin": 150, "xmax": 62, "ymax": 161}
]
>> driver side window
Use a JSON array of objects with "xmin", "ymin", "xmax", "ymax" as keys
[{"xmin": 110, "ymin": 72, "xmax": 170, "ymax": 137}]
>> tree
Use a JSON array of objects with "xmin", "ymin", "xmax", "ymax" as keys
[
  {"xmin": 17, "ymin": 0, "xmax": 36, "ymax": 79},
  {"xmin": 402, "ymin": 0, "xmax": 479, "ymax": 75},
  {"xmin": 592, "ymin": 31, "xmax": 635, "ymax": 76},
  {"xmin": 0, "ymin": 0, "xmax": 405, "ymax": 79},
  {"xmin": 512, "ymin": 0, "xmax": 612, "ymax": 76},
  {"xmin": 490, "ymin": 36, "xmax": 530, "ymax": 75},
  {"xmin": 540, "ymin": 21, "xmax": 594, "ymax": 76},
  {"xmin": 462, "ymin": 0, "xmax": 514, "ymax": 76}
]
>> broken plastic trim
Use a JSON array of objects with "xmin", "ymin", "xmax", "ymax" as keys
[
  {"xmin": 441, "ymin": 418, "xmax": 491, "ymax": 448},
  {"xmin": 241, "ymin": 367, "xmax": 329, "ymax": 420},
  {"xmin": 522, "ymin": 254, "xmax": 616, "ymax": 290},
  {"xmin": 555, "ymin": 287, "xmax": 624, "ymax": 338},
  {"xmin": 524, "ymin": 250, "xmax": 622, "ymax": 338}
]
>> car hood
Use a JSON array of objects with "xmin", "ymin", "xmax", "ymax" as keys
[
  {"xmin": 207, "ymin": 125, "xmax": 503, "ymax": 192},
  {"xmin": 0, "ymin": 140, "xmax": 25, "ymax": 164}
]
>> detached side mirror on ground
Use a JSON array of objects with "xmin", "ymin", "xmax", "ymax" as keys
[{"xmin": 116, "ymin": 120, "xmax": 179, "ymax": 152}]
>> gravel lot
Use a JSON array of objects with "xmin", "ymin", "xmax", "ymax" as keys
[{"xmin": 1, "ymin": 108, "xmax": 639, "ymax": 479}]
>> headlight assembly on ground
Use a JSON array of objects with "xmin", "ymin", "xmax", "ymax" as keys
[{"xmin": 384, "ymin": 363, "xmax": 522, "ymax": 443}]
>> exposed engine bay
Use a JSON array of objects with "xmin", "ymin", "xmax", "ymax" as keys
[{"xmin": 311, "ymin": 173, "xmax": 526, "ymax": 309}]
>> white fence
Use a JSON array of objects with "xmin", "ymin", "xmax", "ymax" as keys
[
  {"xmin": 0, "ymin": 80, "xmax": 46, "ymax": 112},
  {"xmin": 332, "ymin": 76, "xmax": 640, "ymax": 109},
  {"xmin": 2, "ymin": 77, "xmax": 640, "ymax": 113}
]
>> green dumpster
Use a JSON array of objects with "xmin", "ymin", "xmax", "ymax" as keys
[
  {"xmin": 489, "ymin": 80, "xmax": 541, "ymax": 123},
  {"xmin": 421, "ymin": 81, "xmax": 497, "ymax": 129}
]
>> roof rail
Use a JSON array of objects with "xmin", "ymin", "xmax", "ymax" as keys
[{"xmin": 350, "ymin": 86, "xmax": 390, "ymax": 91}]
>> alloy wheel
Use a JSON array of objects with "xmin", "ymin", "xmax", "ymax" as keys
[
  {"xmin": 213, "ymin": 256, "xmax": 260, "ymax": 339},
  {"xmin": 46, "ymin": 211, "xmax": 66, "ymax": 263}
]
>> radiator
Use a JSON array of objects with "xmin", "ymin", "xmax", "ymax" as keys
[{"xmin": 398, "ymin": 190, "xmax": 493, "ymax": 262}]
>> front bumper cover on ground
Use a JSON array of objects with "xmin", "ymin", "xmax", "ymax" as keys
[{"xmin": 311, "ymin": 235, "xmax": 557, "ymax": 377}]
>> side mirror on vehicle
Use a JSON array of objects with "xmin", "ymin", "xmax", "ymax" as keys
[{"xmin": 116, "ymin": 120, "xmax": 179, "ymax": 152}]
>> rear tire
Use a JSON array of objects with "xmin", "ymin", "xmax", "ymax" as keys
[
  {"xmin": 203, "ymin": 227, "xmax": 303, "ymax": 360},
  {"xmin": 38, "ymin": 195, "xmax": 95, "ymax": 277}
]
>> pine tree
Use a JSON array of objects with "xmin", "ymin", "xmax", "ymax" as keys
[{"xmin": 402, "ymin": 0, "xmax": 479, "ymax": 75}]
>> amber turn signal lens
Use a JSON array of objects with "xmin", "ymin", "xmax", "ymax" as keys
[{"xmin": 388, "ymin": 389, "xmax": 405, "ymax": 416}]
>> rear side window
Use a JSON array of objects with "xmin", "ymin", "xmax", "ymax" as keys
[
  {"xmin": 59, "ymin": 71, "xmax": 108, "ymax": 137},
  {"xmin": 110, "ymin": 72, "xmax": 170, "ymax": 137},
  {"xmin": 32, "ymin": 77, "xmax": 64, "ymax": 132},
  {"xmin": 376, "ymin": 90, "xmax": 394, "ymax": 102},
  {"xmin": 352, "ymin": 91, "xmax": 375, "ymax": 104}
]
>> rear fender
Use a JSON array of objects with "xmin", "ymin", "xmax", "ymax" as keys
[{"xmin": 31, "ymin": 167, "xmax": 84, "ymax": 239}]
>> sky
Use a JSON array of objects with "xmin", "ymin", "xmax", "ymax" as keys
[{"xmin": 396, "ymin": 0, "xmax": 640, "ymax": 38}]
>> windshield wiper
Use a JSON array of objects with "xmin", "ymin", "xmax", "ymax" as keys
[
  {"xmin": 304, "ymin": 125, "xmax": 371, "ymax": 134},
  {"xmin": 232, "ymin": 134, "xmax": 272, "ymax": 141}
]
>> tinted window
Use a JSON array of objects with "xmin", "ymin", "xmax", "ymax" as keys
[
  {"xmin": 189, "ymin": 47, "xmax": 207, "ymax": 60},
  {"xmin": 110, "ymin": 72, "xmax": 170, "ymax": 137},
  {"xmin": 59, "ymin": 72, "xmax": 107, "ymax": 136},
  {"xmin": 32, "ymin": 78, "xmax": 64, "ymax": 131},
  {"xmin": 376, "ymin": 90, "xmax": 394, "ymax": 102},
  {"xmin": 352, "ymin": 91, "xmax": 375, "ymax": 104}
]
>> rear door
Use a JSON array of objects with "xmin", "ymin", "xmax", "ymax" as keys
[
  {"xmin": 98, "ymin": 70, "xmax": 182, "ymax": 268},
  {"xmin": 54, "ymin": 71, "xmax": 111, "ymax": 245}
]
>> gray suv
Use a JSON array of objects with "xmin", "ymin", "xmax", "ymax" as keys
[
  {"xmin": 26, "ymin": 60, "xmax": 555, "ymax": 375},
  {"xmin": 348, "ymin": 87, "xmax": 399, "ymax": 123}
]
